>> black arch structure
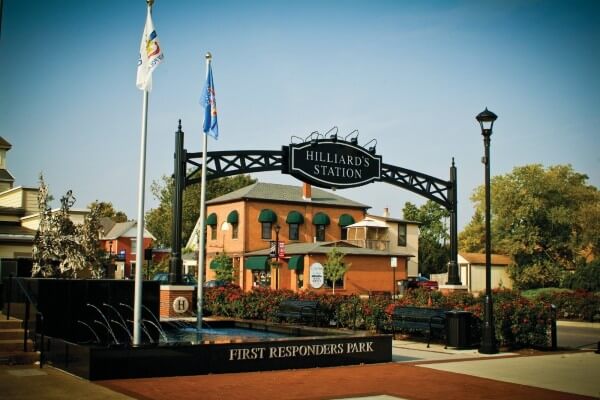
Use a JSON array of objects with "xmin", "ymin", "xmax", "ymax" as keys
[{"xmin": 169, "ymin": 123, "xmax": 460, "ymax": 286}]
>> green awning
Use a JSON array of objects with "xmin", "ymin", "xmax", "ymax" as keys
[
  {"xmin": 338, "ymin": 214, "xmax": 355, "ymax": 227},
  {"xmin": 227, "ymin": 210, "xmax": 239, "ymax": 224},
  {"xmin": 258, "ymin": 209, "xmax": 277, "ymax": 223},
  {"xmin": 287, "ymin": 255, "xmax": 304, "ymax": 271},
  {"xmin": 245, "ymin": 256, "xmax": 269, "ymax": 271},
  {"xmin": 206, "ymin": 213, "xmax": 217, "ymax": 226},
  {"xmin": 312, "ymin": 212, "xmax": 330, "ymax": 226},
  {"xmin": 286, "ymin": 210, "xmax": 304, "ymax": 224}
]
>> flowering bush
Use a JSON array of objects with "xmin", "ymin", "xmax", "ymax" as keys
[
  {"xmin": 202, "ymin": 286, "xmax": 559, "ymax": 349},
  {"xmin": 535, "ymin": 289, "xmax": 600, "ymax": 322}
]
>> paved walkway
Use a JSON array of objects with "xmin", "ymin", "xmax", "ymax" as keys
[{"xmin": 1, "ymin": 339, "xmax": 598, "ymax": 399}]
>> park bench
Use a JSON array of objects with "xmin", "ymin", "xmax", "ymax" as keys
[
  {"xmin": 275, "ymin": 299, "xmax": 327, "ymax": 326},
  {"xmin": 392, "ymin": 306, "xmax": 447, "ymax": 347}
]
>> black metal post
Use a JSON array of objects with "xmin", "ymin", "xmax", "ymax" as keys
[
  {"xmin": 550, "ymin": 304, "xmax": 557, "ymax": 350},
  {"xmin": 169, "ymin": 120, "xmax": 184, "ymax": 284},
  {"xmin": 23, "ymin": 299, "xmax": 30, "ymax": 352},
  {"xmin": 478, "ymin": 108, "xmax": 498, "ymax": 354},
  {"xmin": 446, "ymin": 158, "xmax": 461, "ymax": 285},
  {"xmin": 274, "ymin": 224, "xmax": 280, "ymax": 290},
  {"xmin": 393, "ymin": 265, "xmax": 396, "ymax": 299}
]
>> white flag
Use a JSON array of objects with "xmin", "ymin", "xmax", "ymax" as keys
[{"xmin": 136, "ymin": 8, "xmax": 164, "ymax": 91}]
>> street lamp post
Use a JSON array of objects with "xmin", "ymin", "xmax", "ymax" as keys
[
  {"xmin": 477, "ymin": 107, "xmax": 498, "ymax": 354},
  {"xmin": 274, "ymin": 224, "xmax": 281, "ymax": 290}
]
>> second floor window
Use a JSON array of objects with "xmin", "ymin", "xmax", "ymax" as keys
[
  {"xmin": 398, "ymin": 223, "xmax": 407, "ymax": 246},
  {"xmin": 340, "ymin": 227, "xmax": 348, "ymax": 240},
  {"xmin": 316, "ymin": 225, "xmax": 326, "ymax": 242},
  {"xmin": 261, "ymin": 222, "xmax": 272, "ymax": 240},
  {"xmin": 210, "ymin": 225, "xmax": 217, "ymax": 240},
  {"xmin": 289, "ymin": 223, "xmax": 299, "ymax": 240},
  {"xmin": 232, "ymin": 223, "xmax": 239, "ymax": 239}
]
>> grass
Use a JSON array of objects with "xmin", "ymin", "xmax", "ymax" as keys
[{"xmin": 520, "ymin": 287, "xmax": 572, "ymax": 299}]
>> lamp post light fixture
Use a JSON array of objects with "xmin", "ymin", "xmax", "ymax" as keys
[{"xmin": 477, "ymin": 107, "xmax": 498, "ymax": 354}]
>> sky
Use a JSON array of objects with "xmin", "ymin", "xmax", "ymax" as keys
[{"xmin": 1, "ymin": 0, "xmax": 599, "ymax": 231}]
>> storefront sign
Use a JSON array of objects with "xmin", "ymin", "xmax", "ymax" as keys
[
  {"xmin": 309, "ymin": 263, "xmax": 324, "ymax": 288},
  {"xmin": 288, "ymin": 140, "xmax": 382, "ymax": 189}
]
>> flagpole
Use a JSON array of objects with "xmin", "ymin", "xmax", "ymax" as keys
[
  {"xmin": 196, "ymin": 52, "xmax": 212, "ymax": 331},
  {"xmin": 133, "ymin": 0, "xmax": 154, "ymax": 347}
]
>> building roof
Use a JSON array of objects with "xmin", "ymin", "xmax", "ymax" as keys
[
  {"xmin": 207, "ymin": 182, "xmax": 370, "ymax": 209},
  {"xmin": 346, "ymin": 217, "xmax": 388, "ymax": 229},
  {"xmin": 245, "ymin": 240, "xmax": 414, "ymax": 258},
  {"xmin": 0, "ymin": 206, "xmax": 25, "ymax": 217},
  {"xmin": 102, "ymin": 221, "xmax": 136, "ymax": 240},
  {"xmin": 0, "ymin": 222, "xmax": 36, "ymax": 243},
  {"xmin": 0, "ymin": 137, "xmax": 12, "ymax": 150},
  {"xmin": 0, "ymin": 169, "xmax": 15, "ymax": 182},
  {"xmin": 459, "ymin": 252, "xmax": 512, "ymax": 266},
  {"xmin": 101, "ymin": 220, "xmax": 156, "ymax": 240},
  {"xmin": 367, "ymin": 214, "xmax": 421, "ymax": 225},
  {"xmin": 0, "ymin": 222, "xmax": 36, "ymax": 236}
]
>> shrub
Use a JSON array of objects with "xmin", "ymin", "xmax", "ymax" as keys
[
  {"xmin": 536, "ymin": 289, "xmax": 600, "ymax": 322},
  {"xmin": 202, "ymin": 287, "xmax": 560, "ymax": 348},
  {"xmin": 562, "ymin": 259, "xmax": 600, "ymax": 292}
]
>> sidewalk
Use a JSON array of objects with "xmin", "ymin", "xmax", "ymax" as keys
[{"xmin": 0, "ymin": 340, "xmax": 598, "ymax": 399}]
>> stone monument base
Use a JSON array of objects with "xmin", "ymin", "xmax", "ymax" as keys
[{"xmin": 160, "ymin": 285, "xmax": 195, "ymax": 318}]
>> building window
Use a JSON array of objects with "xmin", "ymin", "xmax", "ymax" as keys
[
  {"xmin": 398, "ymin": 223, "xmax": 407, "ymax": 246},
  {"xmin": 253, "ymin": 269, "xmax": 271, "ymax": 287},
  {"xmin": 340, "ymin": 227, "xmax": 348, "ymax": 240},
  {"xmin": 316, "ymin": 225, "xmax": 326, "ymax": 242},
  {"xmin": 231, "ymin": 223, "xmax": 239, "ymax": 239},
  {"xmin": 261, "ymin": 222, "xmax": 272, "ymax": 240},
  {"xmin": 289, "ymin": 223, "xmax": 299, "ymax": 240},
  {"xmin": 325, "ymin": 275, "xmax": 344, "ymax": 289},
  {"xmin": 210, "ymin": 225, "xmax": 217, "ymax": 240},
  {"xmin": 130, "ymin": 238, "xmax": 137, "ymax": 254}
]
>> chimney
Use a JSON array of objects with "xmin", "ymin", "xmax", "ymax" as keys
[
  {"xmin": 383, "ymin": 207, "xmax": 390, "ymax": 218},
  {"xmin": 302, "ymin": 183, "xmax": 312, "ymax": 200}
]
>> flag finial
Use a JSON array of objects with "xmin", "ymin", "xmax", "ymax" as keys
[
  {"xmin": 146, "ymin": 0, "xmax": 154, "ymax": 7},
  {"xmin": 205, "ymin": 52, "xmax": 212, "ymax": 61}
]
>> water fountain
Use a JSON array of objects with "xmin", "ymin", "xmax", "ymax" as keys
[{"xmin": 10, "ymin": 278, "xmax": 391, "ymax": 380}]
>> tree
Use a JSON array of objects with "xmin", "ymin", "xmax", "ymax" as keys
[
  {"xmin": 33, "ymin": 175, "xmax": 105, "ymax": 278},
  {"xmin": 79, "ymin": 203, "xmax": 106, "ymax": 278},
  {"xmin": 88, "ymin": 201, "xmax": 128, "ymax": 222},
  {"xmin": 146, "ymin": 173, "xmax": 256, "ymax": 248},
  {"xmin": 402, "ymin": 200, "xmax": 450, "ymax": 276},
  {"xmin": 459, "ymin": 164, "xmax": 600, "ymax": 289},
  {"xmin": 213, "ymin": 252, "xmax": 234, "ymax": 282},
  {"xmin": 323, "ymin": 247, "xmax": 350, "ymax": 294}
]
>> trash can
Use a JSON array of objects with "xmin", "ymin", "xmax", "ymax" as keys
[{"xmin": 445, "ymin": 310, "xmax": 473, "ymax": 349}]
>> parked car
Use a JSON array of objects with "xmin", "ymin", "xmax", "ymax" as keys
[
  {"xmin": 152, "ymin": 272, "xmax": 197, "ymax": 285},
  {"xmin": 203, "ymin": 279, "xmax": 236, "ymax": 288},
  {"xmin": 406, "ymin": 276, "xmax": 439, "ymax": 290}
]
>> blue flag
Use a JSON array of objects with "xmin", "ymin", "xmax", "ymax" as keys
[{"xmin": 201, "ymin": 63, "xmax": 219, "ymax": 139}]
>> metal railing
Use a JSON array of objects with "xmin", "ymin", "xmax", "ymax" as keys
[{"xmin": 5, "ymin": 275, "xmax": 45, "ymax": 368}]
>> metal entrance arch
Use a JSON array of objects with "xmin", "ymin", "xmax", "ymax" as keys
[{"xmin": 169, "ymin": 123, "xmax": 460, "ymax": 286}]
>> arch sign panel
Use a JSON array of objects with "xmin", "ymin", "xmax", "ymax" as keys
[{"xmin": 288, "ymin": 139, "xmax": 382, "ymax": 189}]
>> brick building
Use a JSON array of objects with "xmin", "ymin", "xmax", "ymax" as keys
[{"xmin": 186, "ymin": 182, "xmax": 416, "ymax": 295}]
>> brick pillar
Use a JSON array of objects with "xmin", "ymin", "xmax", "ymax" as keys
[{"xmin": 160, "ymin": 285, "xmax": 195, "ymax": 318}]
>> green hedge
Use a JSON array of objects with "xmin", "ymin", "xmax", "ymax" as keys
[{"xmin": 202, "ymin": 287, "xmax": 576, "ymax": 349}]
